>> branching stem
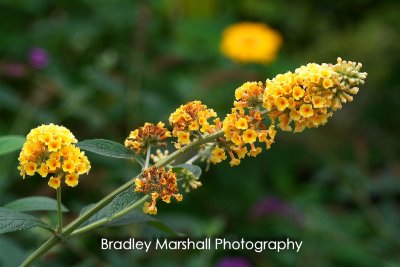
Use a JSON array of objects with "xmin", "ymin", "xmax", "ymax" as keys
[{"xmin": 20, "ymin": 130, "xmax": 224, "ymax": 267}]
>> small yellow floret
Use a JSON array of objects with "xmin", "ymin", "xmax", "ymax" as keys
[
  {"xmin": 48, "ymin": 176, "xmax": 61, "ymax": 189},
  {"xmin": 299, "ymin": 104, "xmax": 314, "ymax": 118},
  {"xmin": 65, "ymin": 173, "xmax": 79, "ymax": 187},
  {"xmin": 242, "ymin": 129, "xmax": 257, "ymax": 143},
  {"xmin": 177, "ymin": 131, "xmax": 190, "ymax": 145},
  {"xmin": 210, "ymin": 145, "xmax": 227, "ymax": 164},
  {"xmin": 235, "ymin": 118, "xmax": 248, "ymax": 130}
]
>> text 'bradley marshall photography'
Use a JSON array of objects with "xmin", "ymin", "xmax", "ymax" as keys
[{"xmin": 101, "ymin": 238, "xmax": 303, "ymax": 253}]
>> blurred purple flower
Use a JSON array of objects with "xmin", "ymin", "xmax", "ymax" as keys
[
  {"xmin": 216, "ymin": 256, "xmax": 252, "ymax": 267},
  {"xmin": 28, "ymin": 47, "xmax": 49, "ymax": 69},
  {"xmin": 250, "ymin": 196, "xmax": 304, "ymax": 225},
  {"xmin": 1, "ymin": 62, "xmax": 27, "ymax": 78}
]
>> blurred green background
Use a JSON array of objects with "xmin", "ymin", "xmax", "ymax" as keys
[{"xmin": 1, "ymin": 0, "xmax": 400, "ymax": 266}]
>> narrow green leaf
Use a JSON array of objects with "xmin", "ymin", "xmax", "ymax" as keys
[
  {"xmin": 147, "ymin": 221, "xmax": 184, "ymax": 237},
  {"xmin": 77, "ymin": 139, "xmax": 144, "ymax": 166},
  {"xmin": 5, "ymin": 196, "xmax": 69, "ymax": 212},
  {"xmin": 0, "ymin": 135, "xmax": 25, "ymax": 156},
  {"xmin": 104, "ymin": 209, "xmax": 154, "ymax": 227},
  {"xmin": 0, "ymin": 207, "xmax": 53, "ymax": 234},
  {"xmin": 173, "ymin": 164, "xmax": 202, "ymax": 178},
  {"xmin": 106, "ymin": 188, "xmax": 139, "ymax": 217},
  {"xmin": 79, "ymin": 188, "xmax": 142, "ymax": 227}
]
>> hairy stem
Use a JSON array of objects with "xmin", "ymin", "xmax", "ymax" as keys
[{"xmin": 21, "ymin": 130, "xmax": 224, "ymax": 266}]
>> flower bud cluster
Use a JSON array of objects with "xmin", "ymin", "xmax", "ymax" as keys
[
  {"xmin": 169, "ymin": 101, "xmax": 219, "ymax": 148},
  {"xmin": 134, "ymin": 166, "xmax": 182, "ymax": 215},
  {"xmin": 125, "ymin": 122, "xmax": 171, "ymax": 154}
]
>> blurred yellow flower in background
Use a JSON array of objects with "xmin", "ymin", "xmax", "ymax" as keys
[{"xmin": 220, "ymin": 22, "xmax": 282, "ymax": 64}]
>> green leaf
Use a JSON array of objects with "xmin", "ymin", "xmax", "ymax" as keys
[
  {"xmin": 104, "ymin": 209, "xmax": 154, "ymax": 227},
  {"xmin": 77, "ymin": 139, "xmax": 144, "ymax": 166},
  {"xmin": 5, "ymin": 196, "xmax": 69, "ymax": 213},
  {"xmin": 173, "ymin": 164, "xmax": 202, "ymax": 178},
  {"xmin": 146, "ymin": 221, "xmax": 184, "ymax": 237},
  {"xmin": 79, "ymin": 188, "xmax": 142, "ymax": 227},
  {"xmin": 0, "ymin": 135, "xmax": 25, "ymax": 156},
  {"xmin": 0, "ymin": 207, "xmax": 53, "ymax": 234}
]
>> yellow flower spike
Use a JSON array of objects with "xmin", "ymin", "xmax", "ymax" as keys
[
  {"xmin": 220, "ymin": 22, "xmax": 282, "ymax": 64},
  {"xmin": 260, "ymin": 58, "xmax": 367, "ymax": 132},
  {"xmin": 18, "ymin": 123, "xmax": 91, "ymax": 189},
  {"xmin": 215, "ymin": 58, "xmax": 365, "ymax": 167}
]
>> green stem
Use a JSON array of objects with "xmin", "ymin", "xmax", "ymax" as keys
[
  {"xmin": 20, "ymin": 130, "xmax": 224, "ymax": 266},
  {"xmin": 56, "ymin": 187, "xmax": 63, "ymax": 235},
  {"xmin": 144, "ymin": 145, "xmax": 151, "ymax": 169}
]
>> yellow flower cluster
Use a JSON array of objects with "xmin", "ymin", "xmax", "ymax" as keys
[
  {"xmin": 125, "ymin": 122, "xmax": 171, "ymax": 154},
  {"xmin": 213, "ymin": 107, "xmax": 276, "ymax": 166},
  {"xmin": 220, "ymin": 22, "xmax": 282, "ymax": 64},
  {"xmin": 262, "ymin": 58, "xmax": 367, "ymax": 132},
  {"xmin": 134, "ymin": 166, "xmax": 182, "ymax": 215},
  {"xmin": 234, "ymin": 81, "xmax": 265, "ymax": 109},
  {"xmin": 209, "ymin": 58, "xmax": 366, "ymax": 166},
  {"xmin": 18, "ymin": 124, "xmax": 90, "ymax": 189},
  {"xmin": 169, "ymin": 101, "xmax": 219, "ymax": 148}
]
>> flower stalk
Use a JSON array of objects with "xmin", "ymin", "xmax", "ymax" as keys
[
  {"xmin": 20, "ymin": 130, "xmax": 224, "ymax": 266},
  {"xmin": 19, "ymin": 58, "xmax": 367, "ymax": 266},
  {"xmin": 56, "ymin": 187, "xmax": 63, "ymax": 235}
]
